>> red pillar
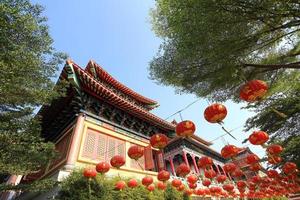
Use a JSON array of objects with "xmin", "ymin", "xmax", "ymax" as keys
[
  {"xmin": 191, "ymin": 155, "xmax": 199, "ymax": 173},
  {"xmin": 169, "ymin": 156, "xmax": 175, "ymax": 175},
  {"xmin": 65, "ymin": 113, "xmax": 85, "ymax": 170},
  {"xmin": 215, "ymin": 164, "xmax": 221, "ymax": 174},
  {"xmin": 182, "ymin": 150, "xmax": 190, "ymax": 167}
]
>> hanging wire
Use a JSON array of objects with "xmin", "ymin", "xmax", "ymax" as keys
[{"xmin": 164, "ymin": 99, "xmax": 201, "ymax": 120}]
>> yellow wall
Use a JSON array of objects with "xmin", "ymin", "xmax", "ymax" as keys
[{"xmin": 74, "ymin": 118, "xmax": 159, "ymax": 180}]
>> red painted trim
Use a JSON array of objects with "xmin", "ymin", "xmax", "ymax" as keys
[
  {"xmin": 169, "ymin": 157, "xmax": 175, "ymax": 175},
  {"xmin": 191, "ymin": 155, "xmax": 199, "ymax": 174}
]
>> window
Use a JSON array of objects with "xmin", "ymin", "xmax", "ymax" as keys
[{"xmin": 81, "ymin": 129, "xmax": 126, "ymax": 162}]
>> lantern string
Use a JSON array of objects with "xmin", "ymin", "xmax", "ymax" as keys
[{"xmin": 164, "ymin": 99, "xmax": 201, "ymax": 120}]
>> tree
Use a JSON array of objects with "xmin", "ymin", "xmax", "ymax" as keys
[
  {"xmin": 150, "ymin": 0, "xmax": 300, "ymax": 165},
  {"xmin": 0, "ymin": 0, "xmax": 66, "ymax": 176}
]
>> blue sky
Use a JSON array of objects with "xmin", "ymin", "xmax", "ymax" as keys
[{"xmin": 33, "ymin": 0, "xmax": 266, "ymax": 158}]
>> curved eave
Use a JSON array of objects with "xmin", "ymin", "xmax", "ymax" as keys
[
  {"xmin": 86, "ymin": 60, "xmax": 158, "ymax": 106},
  {"xmin": 71, "ymin": 62, "xmax": 175, "ymax": 131}
]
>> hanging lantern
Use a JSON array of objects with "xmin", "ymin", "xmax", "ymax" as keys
[
  {"xmin": 187, "ymin": 174, "xmax": 198, "ymax": 184},
  {"xmin": 221, "ymin": 145, "xmax": 241, "ymax": 159},
  {"xmin": 231, "ymin": 169, "xmax": 244, "ymax": 177},
  {"xmin": 110, "ymin": 155, "xmax": 125, "ymax": 168},
  {"xmin": 204, "ymin": 188, "xmax": 211, "ymax": 195},
  {"xmin": 216, "ymin": 175, "xmax": 227, "ymax": 183},
  {"xmin": 237, "ymin": 180, "xmax": 247, "ymax": 188},
  {"xmin": 127, "ymin": 145, "xmax": 144, "ymax": 160},
  {"xmin": 268, "ymin": 155, "xmax": 282, "ymax": 164},
  {"xmin": 249, "ymin": 163, "xmax": 262, "ymax": 171},
  {"xmin": 83, "ymin": 167, "xmax": 97, "ymax": 178},
  {"xmin": 282, "ymin": 162, "xmax": 297, "ymax": 174},
  {"xmin": 223, "ymin": 162, "xmax": 237, "ymax": 173},
  {"xmin": 195, "ymin": 188, "xmax": 205, "ymax": 196},
  {"xmin": 204, "ymin": 103, "xmax": 227, "ymax": 123},
  {"xmin": 157, "ymin": 182, "xmax": 167, "ymax": 190},
  {"xmin": 223, "ymin": 184, "xmax": 235, "ymax": 192},
  {"xmin": 267, "ymin": 144, "xmax": 283, "ymax": 155},
  {"xmin": 157, "ymin": 170, "xmax": 170, "ymax": 182},
  {"xmin": 250, "ymin": 175, "xmax": 262, "ymax": 184},
  {"xmin": 142, "ymin": 176, "xmax": 153, "ymax": 186},
  {"xmin": 267, "ymin": 169, "xmax": 279, "ymax": 178},
  {"xmin": 96, "ymin": 162, "xmax": 110, "ymax": 174},
  {"xmin": 188, "ymin": 183, "xmax": 197, "ymax": 189},
  {"xmin": 197, "ymin": 156, "xmax": 214, "ymax": 169},
  {"xmin": 147, "ymin": 184, "xmax": 155, "ymax": 192},
  {"xmin": 177, "ymin": 184, "xmax": 185, "ymax": 191},
  {"xmin": 204, "ymin": 169, "xmax": 217, "ymax": 179},
  {"xmin": 127, "ymin": 178, "xmax": 138, "ymax": 188},
  {"xmin": 202, "ymin": 179, "xmax": 211, "ymax": 187},
  {"xmin": 175, "ymin": 163, "xmax": 191, "ymax": 177},
  {"xmin": 185, "ymin": 189, "xmax": 194, "ymax": 196},
  {"xmin": 176, "ymin": 120, "xmax": 196, "ymax": 137},
  {"xmin": 239, "ymin": 80, "xmax": 268, "ymax": 102},
  {"xmin": 246, "ymin": 154, "xmax": 260, "ymax": 164},
  {"xmin": 171, "ymin": 179, "xmax": 182, "ymax": 188},
  {"xmin": 248, "ymin": 131, "xmax": 269, "ymax": 145},
  {"xmin": 150, "ymin": 133, "xmax": 168, "ymax": 149},
  {"xmin": 115, "ymin": 180, "xmax": 126, "ymax": 190}
]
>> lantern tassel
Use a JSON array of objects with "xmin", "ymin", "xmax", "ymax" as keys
[
  {"xmin": 270, "ymin": 107, "xmax": 287, "ymax": 118},
  {"xmin": 136, "ymin": 160, "xmax": 145, "ymax": 171},
  {"xmin": 218, "ymin": 123, "xmax": 237, "ymax": 140}
]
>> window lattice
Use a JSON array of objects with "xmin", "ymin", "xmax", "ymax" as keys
[{"xmin": 81, "ymin": 129, "xmax": 125, "ymax": 162}]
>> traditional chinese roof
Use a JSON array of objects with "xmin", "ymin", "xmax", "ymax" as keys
[
  {"xmin": 66, "ymin": 60, "xmax": 175, "ymax": 130},
  {"xmin": 85, "ymin": 60, "xmax": 158, "ymax": 109}
]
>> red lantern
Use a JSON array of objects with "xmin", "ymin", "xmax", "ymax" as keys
[
  {"xmin": 268, "ymin": 155, "xmax": 282, "ymax": 164},
  {"xmin": 223, "ymin": 163, "xmax": 237, "ymax": 173},
  {"xmin": 239, "ymin": 80, "xmax": 268, "ymax": 102},
  {"xmin": 197, "ymin": 156, "xmax": 214, "ymax": 169},
  {"xmin": 188, "ymin": 183, "xmax": 197, "ymax": 189},
  {"xmin": 187, "ymin": 174, "xmax": 198, "ymax": 184},
  {"xmin": 223, "ymin": 184, "xmax": 235, "ymax": 192},
  {"xmin": 231, "ymin": 169, "xmax": 244, "ymax": 177},
  {"xmin": 127, "ymin": 178, "xmax": 138, "ymax": 188},
  {"xmin": 221, "ymin": 145, "xmax": 241, "ymax": 159},
  {"xmin": 195, "ymin": 188, "xmax": 205, "ymax": 196},
  {"xmin": 142, "ymin": 176, "xmax": 153, "ymax": 186},
  {"xmin": 157, "ymin": 182, "xmax": 167, "ymax": 190},
  {"xmin": 177, "ymin": 184, "xmax": 185, "ymax": 191},
  {"xmin": 185, "ymin": 189, "xmax": 194, "ymax": 196},
  {"xmin": 171, "ymin": 179, "xmax": 182, "ymax": 188},
  {"xmin": 150, "ymin": 133, "xmax": 168, "ymax": 149},
  {"xmin": 127, "ymin": 145, "xmax": 144, "ymax": 160},
  {"xmin": 267, "ymin": 144, "xmax": 283, "ymax": 155},
  {"xmin": 83, "ymin": 167, "xmax": 97, "ymax": 178},
  {"xmin": 176, "ymin": 120, "xmax": 196, "ymax": 137},
  {"xmin": 204, "ymin": 103, "xmax": 227, "ymax": 123},
  {"xmin": 96, "ymin": 162, "xmax": 110, "ymax": 174},
  {"xmin": 250, "ymin": 175, "xmax": 261, "ymax": 184},
  {"xmin": 202, "ymin": 179, "xmax": 211, "ymax": 187},
  {"xmin": 267, "ymin": 169, "xmax": 279, "ymax": 178},
  {"xmin": 248, "ymin": 131, "xmax": 269, "ymax": 145},
  {"xmin": 216, "ymin": 175, "xmax": 227, "ymax": 183},
  {"xmin": 246, "ymin": 154, "xmax": 260, "ymax": 164},
  {"xmin": 282, "ymin": 162, "xmax": 297, "ymax": 174},
  {"xmin": 110, "ymin": 155, "xmax": 125, "ymax": 168},
  {"xmin": 237, "ymin": 180, "xmax": 246, "ymax": 188},
  {"xmin": 157, "ymin": 170, "xmax": 170, "ymax": 182},
  {"xmin": 204, "ymin": 169, "xmax": 217, "ymax": 179},
  {"xmin": 147, "ymin": 184, "xmax": 155, "ymax": 192},
  {"xmin": 115, "ymin": 180, "xmax": 126, "ymax": 190},
  {"xmin": 249, "ymin": 163, "xmax": 262, "ymax": 171},
  {"xmin": 175, "ymin": 163, "xmax": 191, "ymax": 177}
]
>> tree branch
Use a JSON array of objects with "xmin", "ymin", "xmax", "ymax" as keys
[{"xmin": 243, "ymin": 61, "xmax": 300, "ymax": 70}]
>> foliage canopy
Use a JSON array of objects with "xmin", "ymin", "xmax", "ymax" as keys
[
  {"xmin": 0, "ymin": 0, "xmax": 66, "ymax": 175},
  {"xmin": 150, "ymin": 0, "xmax": 300, "ymax": 166}
]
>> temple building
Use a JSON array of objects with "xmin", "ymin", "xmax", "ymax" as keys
[{"xmin": 3, "ymin": 60, "xmax": 241, "ymax": 200}]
